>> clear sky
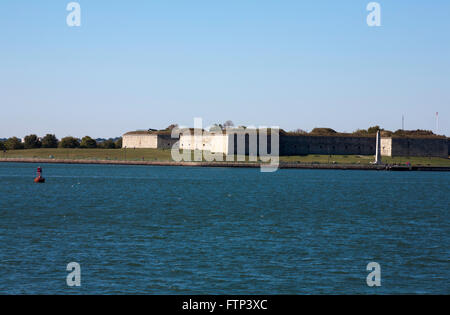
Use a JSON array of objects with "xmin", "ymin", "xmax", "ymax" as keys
[{"xmin": 0, "ymin": 0, "xmax": 449, "ymax": 138}]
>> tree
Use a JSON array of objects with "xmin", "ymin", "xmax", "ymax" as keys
[
  {"xmin": 41, "ymin": 134, "xmax": 59, "ymax": 148},
  {"xmin": 394, "ymin": 129, "xmax": 435, "ymax": 137},
  {"xmin": 353, "ymin": 129, "xmax": 369, "ymax": 135},
  {"xmin": 5, "ymin": 137, "xmax": 24, "ymax": 150},
  {"xmin": 80, "ymin": 136, "xmax": 97, "ymax": 148},
  {"xmin": 292, "ymin": 128, "xmax": 308, "ymax": 134},
  {"xmin": 24, "ymin": 134, "xmax": 42, "ymax": 149},
  {"xmin": 115, "ymin": 137, "xmax": 122, "ymax": 149},
  {"xmin": 210, "ymin": 123, "xmax": 224, "ymax": 131},
  {"xmin": 99, "ymin": 139, "xmax": 115, "ymax": 149},
  {"xmin": 367, "ymin": 126, "xmax": 381, "ymax": 134},
  {"xmin": 166, "ymin": 124, "xmax": 178, "ymax": 130},
  {"xmin": 310, "ymin": 128, "xmax": 337, "ymax": 135},
  {"xmin": 0, "ymin": 141, "xmax": 5, "ymax": 151},
  {"xmin": 223, "ymin": 120, "xmax": 234, "ymax": 129},
  {"xmin": 59, "ymin": 137, "xmax": 80, "ymax": 148}
]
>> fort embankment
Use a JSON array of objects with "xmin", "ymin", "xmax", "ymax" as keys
[{"xmin": 1, "ymin": 158, "xmax": 449, "ymax": 172}]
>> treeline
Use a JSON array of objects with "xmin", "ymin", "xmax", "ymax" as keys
[
  {"xmin": 290, "ymin": 126, "xmax": 440, "ymax": 137},
  {"xmin": 0, "ymin": 134, "xmax": 122, "ymax": 151}
]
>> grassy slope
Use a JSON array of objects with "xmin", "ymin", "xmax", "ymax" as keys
[
  {"xmin": 1, "ymin": 148, "xmax": 450, "ymax": 166},
  {"xmin": 0, "ymin": 148, "xmax": 173, "ymax": 161}
]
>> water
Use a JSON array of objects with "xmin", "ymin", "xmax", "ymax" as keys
[{"xmin": 0, "ymin": 162, "xmax": 448, "ymax": 294}]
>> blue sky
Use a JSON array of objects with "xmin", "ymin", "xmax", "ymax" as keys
[{"xmin": 0, "ymin": 0, "xmax": 449, "ymax": 138}]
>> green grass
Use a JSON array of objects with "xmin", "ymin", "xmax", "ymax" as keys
[
  {"xmin": 280, "ymin": 154, "xmax": 450, "ymax": 166},
  {"xmin": 1, "ymin": 149, "xmax": 450, "ymax": 166},
  {"xmin": 0, "ymin": 148, "xmax": 173, "ymax": 161}
]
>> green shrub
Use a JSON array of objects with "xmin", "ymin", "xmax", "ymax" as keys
[
  {"xmin": 24, "ymin": 134, "xmax": 42, "ymax": 149},
  {"xmin": 59, "ymin": 137, "xmax": 80, "ymax": 148},
  {"xmin": 41, "ymin": 134, "xmax": 59, "ymax": 148},
  {"xmin": 80, "ymin": 136, "xmax": 97, "ymax": 148},
  {"xmin": 99, "ymin": 139, "xmax": 116, "ymax": 149},
  {"xmin": 5, "ymin": 137, "xmax": 24, "ymax": 150},
  {"xmin": 310, "ymin": 128, "xmax": 337, "ymax": 135},
  {"xmin": 114, "ymin": 137, "xmax": 122, "ymax": 148}
]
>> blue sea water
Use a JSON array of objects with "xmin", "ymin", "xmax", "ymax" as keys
[{"xmin": 0, "ymin": 162, "xmax": 448, "ymax": 294}]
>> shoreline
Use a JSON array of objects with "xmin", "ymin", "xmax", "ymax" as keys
[{"xmin": 1, "ymin": 158, "xmax": 449, "ymax": 172}]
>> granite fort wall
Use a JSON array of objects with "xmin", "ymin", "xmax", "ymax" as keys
[
  {"xmin": 123, "ymin": 134, "xmax": 158, "ymax": 149},
  {"xmin": 157, "ymin": 134, "xmax": 179, "ymax": 149},
  {"xmin": 279, "ymin": 135, "xmax": 376, "ymax": 156},
  {"xmin": 125, "ymin": 132, "xmax": 449, "ymax": 158},
  {"xmin": 390, "ymin": 137, "xmax": 448, "ymax": 158},
  {"xmin": 123, "ymin": 134, "xmax": 178, "ymax": 149},
  {"xmin": 380, "ymin": 138, "xmax": 392, "ymax": 156}
]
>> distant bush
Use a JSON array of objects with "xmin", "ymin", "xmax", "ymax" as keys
[
  {"xmin": 353, "ymin": 129, "xmax": 369, "ymax": 135},
  {"xmin": 166, "ymin": 124, "xmax": 179, "ymax": 130},
  {"xmin": 291, "ymin": 128, "xmax": 308, "ymax": 135},
  {"xmin": 367, "ymin": 126, "xmax": 381, "ymax": 134},
  {"xmin": 353, "ymin": 126, "xmax": 382, "ymax": 135},
  {"xmin": 59, "ymin": 137, "xmax": 80, "ymax": 148},
  {"xmin": 310, "ymin": 128, "xmax": 337, "ymax": 135},
  {"xmin": 115, "ymin": 137, "xmax": 122, "ymax": 148},
  {"xmin": 223, "ymin": 120, "xmax": 234, "ymax": 128},
  {"xmin": 393, "ymin": 129, "xmax": 436, "ymax": 137},
  {"xmin": 80, "ymin": 136, "xmax": 97, "ymax": 148},
  {"xmin": 41, "ymin": 134, "xmax": 59, "ymax": 148},
  {"xmin": 380, "ymin": 130, "xmax": 393, "ymax": 137},
  {"xmin": 5, "ymin": 137, "xmax": 24, "ymax": 150},
  {"xmin": 24, "ymin": 134, "xmax": 42, "ymax": 149},
  {"xmin": 99, "ymin": 139, "xmax": 116, "ymax": 149}
]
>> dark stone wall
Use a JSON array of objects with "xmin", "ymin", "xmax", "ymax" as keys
[
  {"xmin": 391, "ymin": 137, "xmax": 448, "ymax": 158},
  {"xmin": 279, "ymin": 135, "xmax": 376, "ymax": 156},
  {"xmin": 227, "ymin": 134, "xmax": 376, "ymax": 156},
  {"xmin": 226, "ymin": 133, "xmax": 448, "ymax": 158},
  {"xmin": 157, "ymin": 135, "xmax": 179, "ymax": 149},
  {"xmin": 228, "ymin": 133, "xmax": 273, "ymax": 156}
]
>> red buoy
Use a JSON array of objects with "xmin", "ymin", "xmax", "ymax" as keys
[{"xmin": 34, "ymin": 166, "xmax": 45, "ymax": 183}]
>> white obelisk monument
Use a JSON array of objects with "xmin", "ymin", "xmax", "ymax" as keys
[{"xmin": 375, "ymin": 130, "xmax": 382, "ymax": 165}]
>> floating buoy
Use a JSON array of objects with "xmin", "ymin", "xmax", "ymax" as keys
[{"xmin": 34, "ymin": 166, "xmax": 45, "ymax": 183}]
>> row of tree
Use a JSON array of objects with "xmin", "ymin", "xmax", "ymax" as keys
[
  {"xmin": 291, "ymin": 126, "xmax": 438, "ymax": 137},
  {"xmin": 0, "ymin": 134, "xmax": 122, "ymax": 151}
]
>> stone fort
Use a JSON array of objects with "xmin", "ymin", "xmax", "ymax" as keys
[{"xmin": 123, "ymin": 129, "xmax": 449, "ymax": 158}]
